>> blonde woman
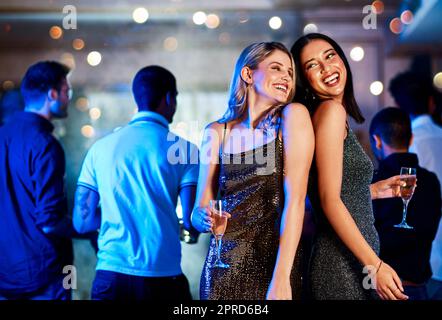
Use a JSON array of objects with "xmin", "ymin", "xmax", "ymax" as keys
[{"xmin": 191, "ymin": 42, "xmax": 314, "ymax": 300}]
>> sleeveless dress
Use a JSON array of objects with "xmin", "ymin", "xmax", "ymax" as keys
[
  {"xmin": 199, "ymin": 119, "xmax": 303, "ymax": 300},
  {"xmin": 308, "ymin": 128, "xmax": 380, "ymax": 300}
]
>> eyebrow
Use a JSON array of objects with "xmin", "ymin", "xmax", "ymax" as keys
[
  {"xmin": 270, "ymin": 61, "xmax": 294, "ymax": 72},
  {"xmin": 303, "ymin": 48, "xmax": 335, "ymax": 66},
  {"xmin": 323, "ymin": 48, "xmax": 334, "ymax": 56}
]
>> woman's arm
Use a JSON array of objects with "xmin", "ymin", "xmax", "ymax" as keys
[
  {"xmin": 312, "ymin": 100, "xmax": 407, "ymax": 300},
  {"xmin": 267, "ymin": 103, "xmax": 314, "ymax": 300},
  {"xmin": 191, "ymin": 122, "xmax": 223, "ymax": 233}
]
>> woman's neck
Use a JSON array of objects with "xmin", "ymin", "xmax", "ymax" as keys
[{"xmin": 243, "ymin": 92, "xmax": 279, "ymax": 129}]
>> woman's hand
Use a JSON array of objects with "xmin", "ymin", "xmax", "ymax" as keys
[
  {"xmin": 191, "ymin": 205, "xmax": 231, "ymax": 233},
  {"xmin": 375, "ymin": 261, "xmax": 409, "ymax": 300},
  {"xmin": 370, "ymin": 175, "xmax": 409, "ymax": 199},
  {"xmin": 191, "ymin": 206, "xmax": 213, "ymax": 233},
  {"xmin": 266, "ymin": 276, "xmax": 292, "ymax": 300}
]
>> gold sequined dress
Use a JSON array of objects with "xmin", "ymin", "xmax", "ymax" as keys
[{"xmin": 199, "ymin": 120, "xmax": 303, "ymax": 300}]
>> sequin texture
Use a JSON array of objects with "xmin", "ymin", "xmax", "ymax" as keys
[
  {"xmin": 200, "ymin": 126, "xmax": 303, "ymax": 300},
  {"xmin": 308, "ymin": 128, "xmax": 380, "ymax": 300}
]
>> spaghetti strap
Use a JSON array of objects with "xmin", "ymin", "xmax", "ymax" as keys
[{"xmin": 219, "ymin": 122, "xmax": 227, "ymax": 157}]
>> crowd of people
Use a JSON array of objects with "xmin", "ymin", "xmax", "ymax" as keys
[{"xmin": 0, "ymin": 33, "xmax": 441, "ymax": 301}]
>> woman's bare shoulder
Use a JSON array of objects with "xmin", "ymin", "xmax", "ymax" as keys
[
  {"xmin": 313, "ymin": 100, "xmax": 346, "ymax": 125},
  {"xmin": 282, "ymin": 102, "xmax": 310, "ymax": 119}
]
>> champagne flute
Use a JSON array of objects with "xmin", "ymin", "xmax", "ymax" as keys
[
  {"xmin": 209, "ymin": 200, "xmax": 229, "ymax": 268},
  {"xmin": 394, "ymin": 167, "xmax": 417, "ymax": 229}
]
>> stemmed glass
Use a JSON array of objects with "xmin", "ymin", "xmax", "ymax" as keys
[
  {"xmin": 394, "ymin": 167, "xmax": 417, "ymax": 229},
  {"xmin": 209, "ymin": 200, "xmax": 230, "ymax": 268}
]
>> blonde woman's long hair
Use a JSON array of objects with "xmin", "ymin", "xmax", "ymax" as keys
[{"xmin": 219, "ymin": 42, "xmax": 295, "ymax": 127}]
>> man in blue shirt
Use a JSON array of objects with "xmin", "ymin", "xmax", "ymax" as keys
[
  {"xmin": 73, "ymin": 65, "xmax": 199, "ymax": 300},
  {"xmin": 0, "ymin": 61, "xmax": 74, "ymax": 300}
]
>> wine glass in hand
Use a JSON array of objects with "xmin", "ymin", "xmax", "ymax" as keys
[
  {"xmin": 209, "ymin": 200, "xmax": 230, "ymax": 268},
  {"xmin": 394, "ymin": 167, "xmax": 416, "ymax": 229}
]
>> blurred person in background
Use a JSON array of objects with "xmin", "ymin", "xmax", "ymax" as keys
[
  {"xmin": 370, "ymin": 107, "xmax": 441, "ymax": 300},
  {"xmin": 0, "ymin": 61, "xmax": 75, "ymax": 300},
  {"xmin": 390, "ymin": 72, "xmax": 442, "ymax": 299}
]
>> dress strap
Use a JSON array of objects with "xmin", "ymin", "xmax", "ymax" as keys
[
  {"xmin": 219, "ymin": 122, "xmax": 227, "ymax": 157},
  {"xmin": 222, "ymin": 122, "xmax": 227, "ymax": 146}
]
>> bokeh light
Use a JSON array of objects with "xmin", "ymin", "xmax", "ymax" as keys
[
  {"xmin": 192, "ymin": 11, "xmax": 206, "ymax": 25},
  {"xmin": 303, "ymin": 23, "xmax": 318, "ymax": 34},
  {"xmin": 132, "ymin": 7, "xmax": 149, "ymax": 24},
  {"xmin": 400, "ymin": 10, "xmax": 414, "ymax": 25},
  {"xmin": 389, "ymin": 17, "xmax": 403, "ymax": 34},
  {"xmin": 87, "ymin": 51, "xmax": 102, "ymax": 66},
  {"xmin": 205, "ymin": 14, "xmax": 220, "ymax": 29},
  {"xmin": 2, "ymin": 80, "xmax": 14, "ymax": 90},
  {"xmin": 371, "ymin": 1, "xmax": 384, "ymax": 14},
  {"xmin": 49, "ymin": 26, "xmax": 63, "ymax": 39},
  {"xmin": 433, "ymin": 72, "xmax": 442, "ymax": 90},
  {"xmin": 81, "ymin": 125, "xmax": 95, "ymax": 138},
  {"xmin": 164, "ymin": 37, "xmax": 178, "ymax": 52},
  {"xmin": 269, "ymin": 16, "xmax": 282, "ymax": 30},
  {"xmin": 72, "ymin": 38, "xmax": 85, "ymax": 50},
  {"xmin": 370, "ymin": 81, "xmax": 384, "ymax": 96},
  {"xmin": 350, "ymin": 47, "xmax": 364, "ymax": 62},
  {"xmin": 75, "ymin": 97, "xmax": 89, "ymax": 112},
  {"xmin": 89, "ymin": 107, "xmax": 101, "ymax": 120}
]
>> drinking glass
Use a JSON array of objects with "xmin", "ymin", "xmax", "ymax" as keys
[
  {"xmin": 209, "ymin": 200, "xmax": 229, "ymax": 268},
  {"xmin": 394, "ymin": 167, "xmax": 417, "ymax": 229}
]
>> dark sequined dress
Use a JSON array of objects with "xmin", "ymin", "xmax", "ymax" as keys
[
  {"xmin": 308, "ymin": 128, "xmax": 380, "ymax": 300},
  {"xmin": 200, "ymin": 120, "xmax": 303, "ymax": 300}
]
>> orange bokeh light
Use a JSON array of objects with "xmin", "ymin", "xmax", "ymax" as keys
[
  {"xmin": 72, "ymin": 38, "xmax": 85, "ymax": 50},
  {"xmin": 389, "ymin": 18, "xmax": 403, "ymax": 34},
  {"xmin": 49, "ymin": 26, "xmax": 63, "ymax": 39},
  {"xmin": 372, "ymin": 1, "xmax": 384, "ymax": 14},
  {"xmin": 400, "ymin": 10, "xmax": 414, "ymax": 25}
]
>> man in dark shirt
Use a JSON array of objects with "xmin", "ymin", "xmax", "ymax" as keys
[
  {"xmin": 0, "ymin": 61, "xmax": 74, "ymax": 300},
  {"xmin": 370, "ymin": 107, "xmax": 442, "ymax": 300}
]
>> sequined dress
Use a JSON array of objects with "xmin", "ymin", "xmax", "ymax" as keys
[
  {"xmin": 308, "ymin": 128, "xmax": 380, "ymax": 300},
  {"xmin": 200, "ymin": 121, "xmax": 303, "ymax": 300}
]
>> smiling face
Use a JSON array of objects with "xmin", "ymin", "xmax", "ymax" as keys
[
  {"xmin": 248, "ymin": 49, "xmax": 294, "ymax": 105},
  {"xmin": 300, "ymin": 39, "xmax": 347, "ymax": 102}
]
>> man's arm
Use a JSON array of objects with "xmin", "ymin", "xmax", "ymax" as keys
[
  {"xmin": 179, "ymin": 184, "xmax": 199, "ymax": 241},
  {"xmin": 33, "ymin": 139, "xmax": 70, "ymax": 235},
  {"xmin": 73, "ymin": 185, "xmax": 101, "ymax": 234}
]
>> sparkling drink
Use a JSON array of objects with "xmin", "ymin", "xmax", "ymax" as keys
[
  {"xmin": 212, "ymin": 213, "xmax": 228, "ymax": 238},
  {"xmin": 209, "ymin": 200, "xmax": 230, "ymax": 268},
  {"xmin": 400, "ymin": 175, "xmax": 417, "ymax": 201}
]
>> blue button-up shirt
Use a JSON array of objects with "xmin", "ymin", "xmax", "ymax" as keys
[{"xmin": 0, "ymin": 111, "xmax": 72, "ymax": 293}]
